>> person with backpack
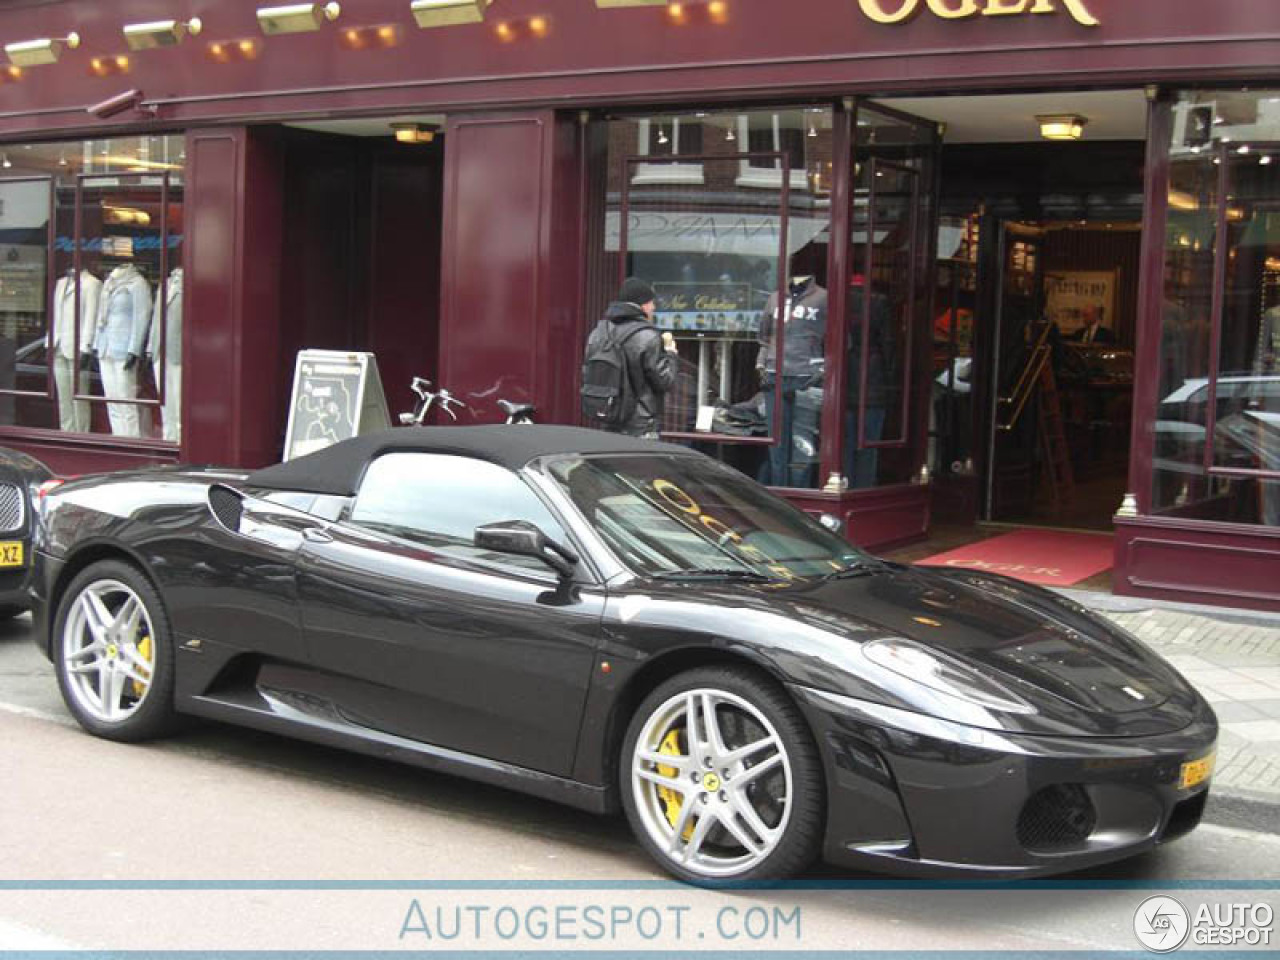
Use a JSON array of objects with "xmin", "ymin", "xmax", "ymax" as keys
[{"xmin": 581, "ymin": 278, "xmax": 678, "ymax": 438}]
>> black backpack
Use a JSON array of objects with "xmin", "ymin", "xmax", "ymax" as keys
[{"xmin": 581, "ymin": 320, "xmax": 647, "ymax": 428}]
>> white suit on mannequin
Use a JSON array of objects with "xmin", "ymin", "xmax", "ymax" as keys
[
  {"xmin": 146, "ymin": 267, "xmax": 183, "ymax": 444},
  {"xmin": 93, "ymin": 262, "xmax": 152, "ymax": 438},
  {"xmin": 51, "ymin": 269, "xmax": 101, "ymax": 433}
]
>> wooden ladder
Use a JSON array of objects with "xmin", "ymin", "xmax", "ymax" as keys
[{"xmin": 1036, "ymin": 361, "xmax": 1075, "ymax": 512}]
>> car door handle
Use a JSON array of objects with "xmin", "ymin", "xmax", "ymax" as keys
[{"xmin": 302, "ymin": 527, "xmax": 334, "ymax": 544}]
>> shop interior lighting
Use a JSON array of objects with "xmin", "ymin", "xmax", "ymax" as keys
[
  {"xmin": 411, "ymin": 0, "xmax": 491, "ymax": 28},
  {"xmin": 124, "ymin": 18, "xmax": 203, "ymax": 50},
  {"xmin": 257, "ymin": 3, "xmax": 341, "ymax": 35},
  {"xmin": 1262, "ymin": 156, "xmax": 1274, "ymax": 166},
  {"xmin": 6, "ymin": 33, "xmax": 80, "ymax": 67},
  {"xmin": 1, "ymin": 154, "xmax": 10, "ymax": 169},
  {"xmin": 1037, "ymin": 114, "xmax": 1088, "ymax": 141},
  {"xmin": 391, "ymin": 122, "xmax": 437, "ymax": 144}
]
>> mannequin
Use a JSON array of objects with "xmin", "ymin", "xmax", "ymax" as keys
[
  {"xmin": 93, "ymin": 260, "xmax": 152, "ymax": 438},
  {"xmin": 756, "ymin": 275, "xmax": 827, "ymax": 487},
  {"xmin": 51, "ymin": 268, "xmax": 101, "ymax": 433},
  {"xmin": 146, "ymin": 266, "xmax": 183, "ymax": 443}
]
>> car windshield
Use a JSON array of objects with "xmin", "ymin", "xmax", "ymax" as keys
[{"xmin": 547, "ymin": 453, "xmax": 871, "ymax": 581}]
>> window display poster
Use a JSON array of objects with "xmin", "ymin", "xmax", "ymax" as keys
[
  {"xmin": 283, "ymin": 350, "xmax": 390, "ymax": 461},
  {"xmin": 653, "ymin": 282, "xmax": 759, "ymax": 335},
  {"xmin": 1046, "ymin": 270, "xmax": 1117, "ymax": 335}
]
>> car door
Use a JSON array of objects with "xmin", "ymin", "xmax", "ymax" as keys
[{"xmin": 294, "ymin": 452, "xmax": 606, "ymax": 778}]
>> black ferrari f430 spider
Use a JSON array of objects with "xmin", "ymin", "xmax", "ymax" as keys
[{"xmin": 27, "ymin": 426, "xmax": 1217, "ymax": 883}]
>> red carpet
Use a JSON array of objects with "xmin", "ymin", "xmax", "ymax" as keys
[{"xmin": 916, "ymin": 530, "xmax": 1114, "ymax": 587}]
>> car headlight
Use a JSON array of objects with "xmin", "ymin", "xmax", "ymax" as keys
[{"xmin": 863, "ymin": 638, "xmax": 1036, "ymax": 715}]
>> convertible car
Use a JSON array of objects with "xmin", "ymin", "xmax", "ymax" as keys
[{"xmin": 29, "ymin": 426, "xmax": 1217, "ymax": 883}]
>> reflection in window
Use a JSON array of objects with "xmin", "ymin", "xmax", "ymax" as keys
[
  {"xmin": 350, "ymin": 453, "xmax": 567, "ymax": 573},
  {"xmin": 0, "ymin": 135, "xmax": 184, "ymax": 442},
  {"xmin": 593, "ymin": 106, "xmax": 833, "ymax": 490},
  {"xmin": 1155, "ymin": 90, "xmax": 1280, "ymax": 526}
]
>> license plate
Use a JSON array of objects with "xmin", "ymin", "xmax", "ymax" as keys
[
  {"xmin": 1180, "ymin": 751, "xmax": 1216, "ymax": 790},
  {"xmin": 0, "ymin": 542, "xmax": 22, "ymax": 568}
]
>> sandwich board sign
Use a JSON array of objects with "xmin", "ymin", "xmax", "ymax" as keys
[{"xmin": 283, "ymin": 350, "xmax": 391, "ymax": 461}]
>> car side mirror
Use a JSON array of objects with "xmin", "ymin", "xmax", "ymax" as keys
[{"xmin": 475, "ymin": 520, "xmax": 579, "ymax": 580}]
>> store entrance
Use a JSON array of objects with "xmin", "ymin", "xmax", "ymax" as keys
[
  {"xmin": 274, "ymin": 116, "xmax": 445, "ymax": 434},
  {"xmin": 883, "ymin": 91, "xmax": 1149, "ymax": 537}
]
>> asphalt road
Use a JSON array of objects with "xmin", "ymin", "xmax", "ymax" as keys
[{"xmin": 2, "ymin": 614, "xmax": 1277, "ymax": 953}]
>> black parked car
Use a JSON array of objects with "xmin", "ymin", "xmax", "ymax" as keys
[
  {"xmin": 28, "ymin": 427, "xmax": 1217, "ymax": 883},
  {"xmin": 0, "ymin": 446, "xmax": 52, "ymax": 620}
]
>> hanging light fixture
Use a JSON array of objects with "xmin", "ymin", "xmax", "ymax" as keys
[
  {"xmin": 411, "ymin": 0, "xmax": 491, "ymax": 27},
  {"xmin": 124, "ymin": 18, "xmax": 203, "ymax": 50},
  {"xmin": 257, "ymin": 3, "xmax": 340, "ymax": 35},
  {"xmin": 1037, "ymin": 114, "xmax": 1088, "ymax": 141},
  {"xmin": 6, "ymin": 32, "xmax": 80, "ymax": 67}
]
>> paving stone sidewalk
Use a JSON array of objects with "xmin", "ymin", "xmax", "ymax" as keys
[{"xmin": 1064, "ymin": 591, "xmax": 1280, "ymax": 806}]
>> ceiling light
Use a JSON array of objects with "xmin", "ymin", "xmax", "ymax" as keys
[
  {"xmin": 412, "ymin": 0, "xmax": 492, "ymax": 27},
  {"xmin": 1238, "ymin": 145, "xmax": 1251, "ymax": 155},
  {"xmin": 1262, "ymin": 156, "xmax": 1274, "ymax": 166},
  {"xmin": 1, "ymin": 155, "xmax": 10, "ymax": 170},
  {"xmin": 657, "ymin": 124, "xmax": 668, "ymax": 146},
  {"xmin": 6, "ymin": 32, "xmax": 80, "ymax": 67},
  {"xmin": 124, "ymin": 18, "xmax": 203, "ymax": 50},
  {"xmin": 391, "ymin": 122, "xmax": 437, "ymax": 144},
  {"xmin": 257, "ymin": 3, "xmax": 340, "ymax": 35},
  {"xmin": 1037, "ymin": 115, "xmax": 1087, "ymax": 141}
]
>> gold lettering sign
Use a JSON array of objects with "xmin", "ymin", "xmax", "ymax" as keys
[{"xmin": 857, "ymin": 0, "xmax": 1098, "ymax": 26}]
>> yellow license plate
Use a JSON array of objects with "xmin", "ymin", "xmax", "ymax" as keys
[
  {"xmin": 1180, "ymin": 751, "xmax": 1216, "ymax": 790},
  {"xmin": 0, "ymin": 542, "xmax": 22, "ymax": 567}
]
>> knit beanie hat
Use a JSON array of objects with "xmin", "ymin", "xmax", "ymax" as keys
[{"xmin": 618, "ymin": 277, "xmax": 656, "ymax": 306}]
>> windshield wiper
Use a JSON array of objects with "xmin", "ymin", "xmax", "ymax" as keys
[
  {"xmin": 821, "ymin": 558, "xmax": 886, "ymax": 580},
  {"xmin": 651, "ymin": 568, "xmax": 773, "ymax": 582}
]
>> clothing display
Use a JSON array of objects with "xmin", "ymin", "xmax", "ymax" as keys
[
  {"xmin": 93, "ymin": 262, "xmax": 152, "ymax": 438},
  {"xmin": 51, "ymin": 269, "xmax": 101, "ymax": 433},
  {"xmin": 147, "ymin": 267, "xmax": 183, "ymax": 443},
  {"xmin": 757, "ymin": 277, "xmax": 828, "ymax": 486}
]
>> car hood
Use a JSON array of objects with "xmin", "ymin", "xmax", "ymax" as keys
[{"xmin": 636, "ymin": 563, "xmax": 1204, "ymax": 737}]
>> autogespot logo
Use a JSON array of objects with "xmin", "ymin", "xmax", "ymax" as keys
[{"xmin": 1134, "ymin": 896, "xmax": 1191, "ymax": 953}]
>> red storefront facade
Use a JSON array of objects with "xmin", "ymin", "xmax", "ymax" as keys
[{"xmin": 0, "ymin": 0, "xmax": 1277, "ymax": 608}]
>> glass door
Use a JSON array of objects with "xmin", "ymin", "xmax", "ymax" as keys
[{"xmin": 844, "ymin": 103, "xmax": 940, "ymax": 489}]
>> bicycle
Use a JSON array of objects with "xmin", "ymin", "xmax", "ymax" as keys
[
  {"xmin": 499, "ymin": 399, "xmax": 537, "ymax": 425},
  {"xmin": 399, "ymin": 377, "xmax": 467, "ymax": 425}
]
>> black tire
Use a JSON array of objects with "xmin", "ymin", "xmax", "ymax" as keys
[
  {"xmin": 53, "ymin": 559, "xmax": 178, "ymax": 742},
  {"xmin": 620, "ymin": 665, "xmax": 824, "ymax": 885}
]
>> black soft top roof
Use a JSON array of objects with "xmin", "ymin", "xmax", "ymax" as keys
[{"xmin": 246, "ymin": 425, "xmax": 693, "ymax": 497}]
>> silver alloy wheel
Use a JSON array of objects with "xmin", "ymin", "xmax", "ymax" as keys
[
  {"xmin": 61, "ymin": 578, "xmax": 156, "ymax": 724},
  {"xmin": 631, "ymin": 688, "xmax": 792, "ymax": 878}
]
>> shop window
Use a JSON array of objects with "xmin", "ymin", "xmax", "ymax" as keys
[
  {"xmin": 590, "ymin": 106, "xmax": 834, "ymax": 490},
  {"xmin": 632, "ymin": 118, "xmax": 705, "ymax": 186},
  {"xmin": 0, "ymin": 135, "xmax": 185, "ymax": 444},
  {"xmin": 737, "ymin": 111, "xmax": 815, "ymax": 191},
  {"xmin": 1154, "ymin": 89, "xmax": 1280, "ymax": 527}
]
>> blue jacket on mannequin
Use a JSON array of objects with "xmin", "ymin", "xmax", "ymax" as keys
[{"xmin": 93, "ymin": 263, "xmax": 152, "ymax": 363}]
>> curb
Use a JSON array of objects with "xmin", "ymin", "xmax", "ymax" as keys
[{"xmin": 1057, "ymin": 587, "xmax": 1280, "ymax": 630}]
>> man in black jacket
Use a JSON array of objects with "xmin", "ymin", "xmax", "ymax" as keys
[{"xmin": 587, "ymin": 278, "xmax": 678, "ymax": 438}]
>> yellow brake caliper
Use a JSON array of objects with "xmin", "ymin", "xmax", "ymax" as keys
[
  {"xmin": 657, "ymin": 729, "xmax": 695, "ymax": 841},
  {"xmin": 131, "ymin": 630, "xmax": 153, "ymax": 698}
]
